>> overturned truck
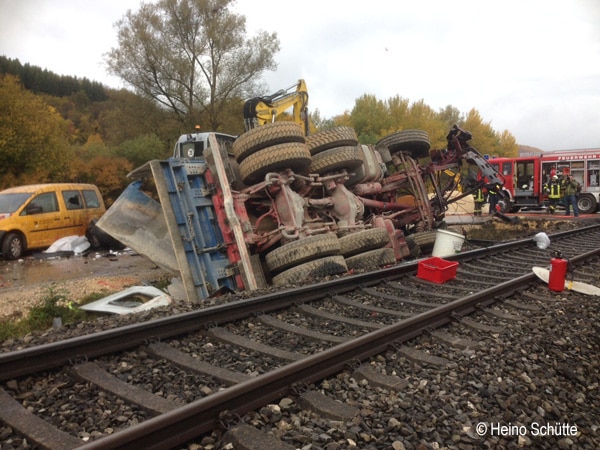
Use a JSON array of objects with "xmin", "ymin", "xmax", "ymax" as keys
[{"xmin": 98, "ymin": 124, "xmax": 498, "ymax": 303}]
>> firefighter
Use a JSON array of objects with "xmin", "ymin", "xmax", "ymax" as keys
[
  {"xmin": 563, "ymin": 175, "xmax": 580, "ymax": 217},
  {"xmin": 473, "ymin": 186, "xmax": 486, "ymax": 216},
  {"xmin": 544, "ymin": 175, "xmax": 561, "ymax": 214},
  {"xmin": 487, "ymin": 183, "xmax": 501, "ymax": 214}
]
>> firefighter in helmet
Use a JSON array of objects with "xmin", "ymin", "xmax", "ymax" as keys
[
  {"xmin": 487, "ymin": 183, "xmax": 501, "ymax": 214},
  {"xmin": 544, "ymin": 175, "xmax": 561, "ymax": 214}
]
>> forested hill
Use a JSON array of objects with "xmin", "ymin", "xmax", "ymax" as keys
[
  {"xmin": 0, "ymin": 55, "xmax": 521, "ymax": 203},
  {"xmin": 0, "ymin": 56, "xmax": 180, "ymax": 201},
  {"xmin": 0, "ymin": 56, "xmax": 107, "ymax": 102}
]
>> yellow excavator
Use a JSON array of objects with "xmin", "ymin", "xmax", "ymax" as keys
[{"xmin": 243, "ymin": 79, "xmax": 309, "ymax": 134}]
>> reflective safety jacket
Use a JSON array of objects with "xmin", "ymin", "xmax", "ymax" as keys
[
  {"xmin": 474, "ymin": 188, "xmax": 485, "ymax": 202},
  {"xmin": 545, "ymin": 181, "xmax": 561, "ymax": 199}
]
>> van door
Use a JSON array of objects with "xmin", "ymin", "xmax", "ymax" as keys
[
  {"xmin": 20, "ymin": 191, "xmax": 62, "ymax": 248},
  {"xmin": 60, "ymin": 189, "xmax": 87, "ymax": 237},
  {"xmin": 81, "ymin": 188, "xmax": 104, "ymax": 223}
]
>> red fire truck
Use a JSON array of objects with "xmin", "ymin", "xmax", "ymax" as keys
[{"xmin": 487, "ymin": 149, "xmax": 600, "ymax": 214}]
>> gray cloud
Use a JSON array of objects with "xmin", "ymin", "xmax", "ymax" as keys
[{"xmin": 0, "ymin": 0, "xmax": 598, "ymax": 150}]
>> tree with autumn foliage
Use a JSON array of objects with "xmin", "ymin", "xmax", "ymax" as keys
[
  {"xmin": 0, "ymin": 75, "xmax": 73, "ymax": 188},
  {"xmin": 461, "ymin": 109, "xmax": 518, "ymax": 158},
  {"xmin": 106, "ymin": 0, "xmax": 280, "ymax": 131},
  {"xmin": 0, "ymin": 75, "xmax": 134, "ymax": 202},
  {"xmin": 338, "ymin": 93, "xmax": 518, "ymax": 158}
]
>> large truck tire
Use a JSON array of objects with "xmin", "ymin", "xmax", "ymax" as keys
[
  {"xmin": 265, "ymin": 233, "xmax": 341, "ymax": 274},
  {"xmin": 345, "ymin": 247, "xmax": 396, "ymax": 271},
  {"xmin": 239, "ymin": 142, "xmax": 312, "ymax": 185},
  {"xmin": 306, "ymin": 126, "xmax": 358, "ymax": 156},
  {"xmin": 404, "ymin": 234, "xmax": 422, "ymax": 258},
  {"xmin": 338, "ymin": 228, "xmax": 390, "ymax": 257},
  {"xmin": 577, "ymin": 193, "xmax": 598, "ymax": 214},
  {"xmin": 272, "ymin": 255, "xmax": 348, "ymax": 286},
  {"xmin": 376, "ymin": 130, "xmax": 431, "ymax": 159},
  {"xmin": 309, "ymin": 146, "xmax": 363, "ymax": 175},
  {"xmin": 232, "ymin": 122, "xmax": 305, "ymax": 163},
  {"xmin": 410, "ymin": 230, "xmax": 437, "ymax": 247}
]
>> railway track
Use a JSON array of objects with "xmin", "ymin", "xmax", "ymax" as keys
[{"xmin": 1, "ymin": 224, "xmax": 600, "ymax": 449}]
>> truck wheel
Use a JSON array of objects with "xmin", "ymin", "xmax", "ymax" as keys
[
  {"xmin": 309, "ymin": 146, "xmax": 363, "ymax": 175},
  {"xmin": 577, "ymin": 193, "xmax": 597, "ymax": 214},
  {"xmin": 376, "ymin": 130, "xmax": 430, "ymax": 159},
  {"xmin": 306, "ymin": 127, "xmax": 358, "ymax": 155},
  {"xmin": 271, "ymin": 255, "xmax": 347, "ymax": 286},
  {"xmin": 2, "ymin": 232, "xmax": 24, "ymax": 260},
  {"xmin": 338, "ymin": 228, "xmax": 390, "ymax": 257},
  {"xmin": 346, "ymin": 247, "xmax": 396, "ymax": 271},
  {"xmin": 410, "ymin": 230, "xmax": 437, "ymax": 249},
  {"xmin": 404, "ymin": 235, "xmax": 422, "ymax": 258},
  {"xmin": 239, "ymin": 142, "xmax": 312, "ymax": 185},
  {"xmin": 266, "ymin": 233, "xmax": 340, "ymax": 274},
  {"xmin": 232, "ymin": 122, "xmax": 305, "ymax": 163}
]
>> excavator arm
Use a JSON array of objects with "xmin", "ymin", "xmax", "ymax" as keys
[
  {"xmin": 243, "ymin": 79, "xmax": 309, "ymax": 134},
  {"xmin": 431, "ymin": 124, "xmax": 505, "ymax": 187}
]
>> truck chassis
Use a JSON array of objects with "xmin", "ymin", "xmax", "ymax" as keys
[{"xmin": 98, "ymin": 124, "xmax": 493, "ymax": 302}]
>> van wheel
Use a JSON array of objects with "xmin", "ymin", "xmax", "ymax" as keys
[{"xmin": 2, "ymin": 232, "xmax": 24, "ymax": 260}]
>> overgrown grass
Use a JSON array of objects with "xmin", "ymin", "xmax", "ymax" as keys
[
  {"xmin": 0, "ymin": 278, "xmax": 172, "ymax": 344},
  {"xmin": 0, "ymin": 287, "xmax": 87, "ymax": 343}
]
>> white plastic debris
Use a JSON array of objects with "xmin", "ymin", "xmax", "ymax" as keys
[
  {"xmin": 533, "ymin": 232, "xmax": 551, "ymax": 249},
  {"xmin": 44, "ymin": 235, "xmax": 90, "ymax": 254},
  {"xmin": 79, "ymin": 286, "xmax": 171, "ymax": 315}
]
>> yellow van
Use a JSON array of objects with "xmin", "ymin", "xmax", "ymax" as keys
[{"xmin": 0, "ymin": 183, "xmax": 106, "ymax": 259}]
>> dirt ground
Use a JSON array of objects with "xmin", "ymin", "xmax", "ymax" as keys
[{"xmin": 0, "ymin": 250, "xmax": 172, "ymax": 319}]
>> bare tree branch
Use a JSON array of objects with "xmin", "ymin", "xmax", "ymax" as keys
[{"xmin": 105, "ymin": 0, "xmax": 279, "ymax": 128}]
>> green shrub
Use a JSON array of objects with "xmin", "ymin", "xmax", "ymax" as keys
[{"xmin": 0, "ymin": 287, "xmax": 87, "ymax": 343}]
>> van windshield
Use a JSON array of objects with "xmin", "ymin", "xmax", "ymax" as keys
[{"xmin": 0, "ymin": 193, "xmax": 33, "ymax": 214}]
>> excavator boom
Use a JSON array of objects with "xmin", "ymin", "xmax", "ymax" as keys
[{"xmin": 243, "ymin": 79, "xmax": 309, "ymax": 134}]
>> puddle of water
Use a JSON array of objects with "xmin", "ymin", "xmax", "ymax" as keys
[{"xmin": 0, "ymin": 251, "xmax": 156, "ymax": 289}]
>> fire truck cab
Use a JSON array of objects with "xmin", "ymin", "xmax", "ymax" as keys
[{"xmin": 488, "ymin": 149, "xmax": 600, "ymax": 214}]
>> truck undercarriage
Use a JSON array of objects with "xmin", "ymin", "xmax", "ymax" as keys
[{"xmin": 98, "ymin": 123, "xmax": 499, "ymax": 303}]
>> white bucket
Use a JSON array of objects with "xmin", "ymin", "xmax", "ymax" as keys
[{"xmin": 432, "ymin": 229, "xmax": 465, "ymax": 257}]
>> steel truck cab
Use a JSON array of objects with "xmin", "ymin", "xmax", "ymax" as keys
[{"xmin": 172, "ymin": 128, "xmax": 236, "ymax": 159}]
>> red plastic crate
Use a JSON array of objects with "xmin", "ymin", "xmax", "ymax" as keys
[{"xmin": 417, "ymin": 257, "xmax": 459, "ymax": 283}]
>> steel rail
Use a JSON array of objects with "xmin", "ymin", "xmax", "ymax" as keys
[
  {"xmin": 78, "ymin": 243, "xmax": 600, "ymax": 450},
  {"xmin": 1, "ymin": 224, "xmax": 598, "ymax": 381}
]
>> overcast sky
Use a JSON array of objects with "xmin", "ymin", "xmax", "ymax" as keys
[{"xmin": 1, "ymin": 0, "xmax": 599, "ymax": 151}]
